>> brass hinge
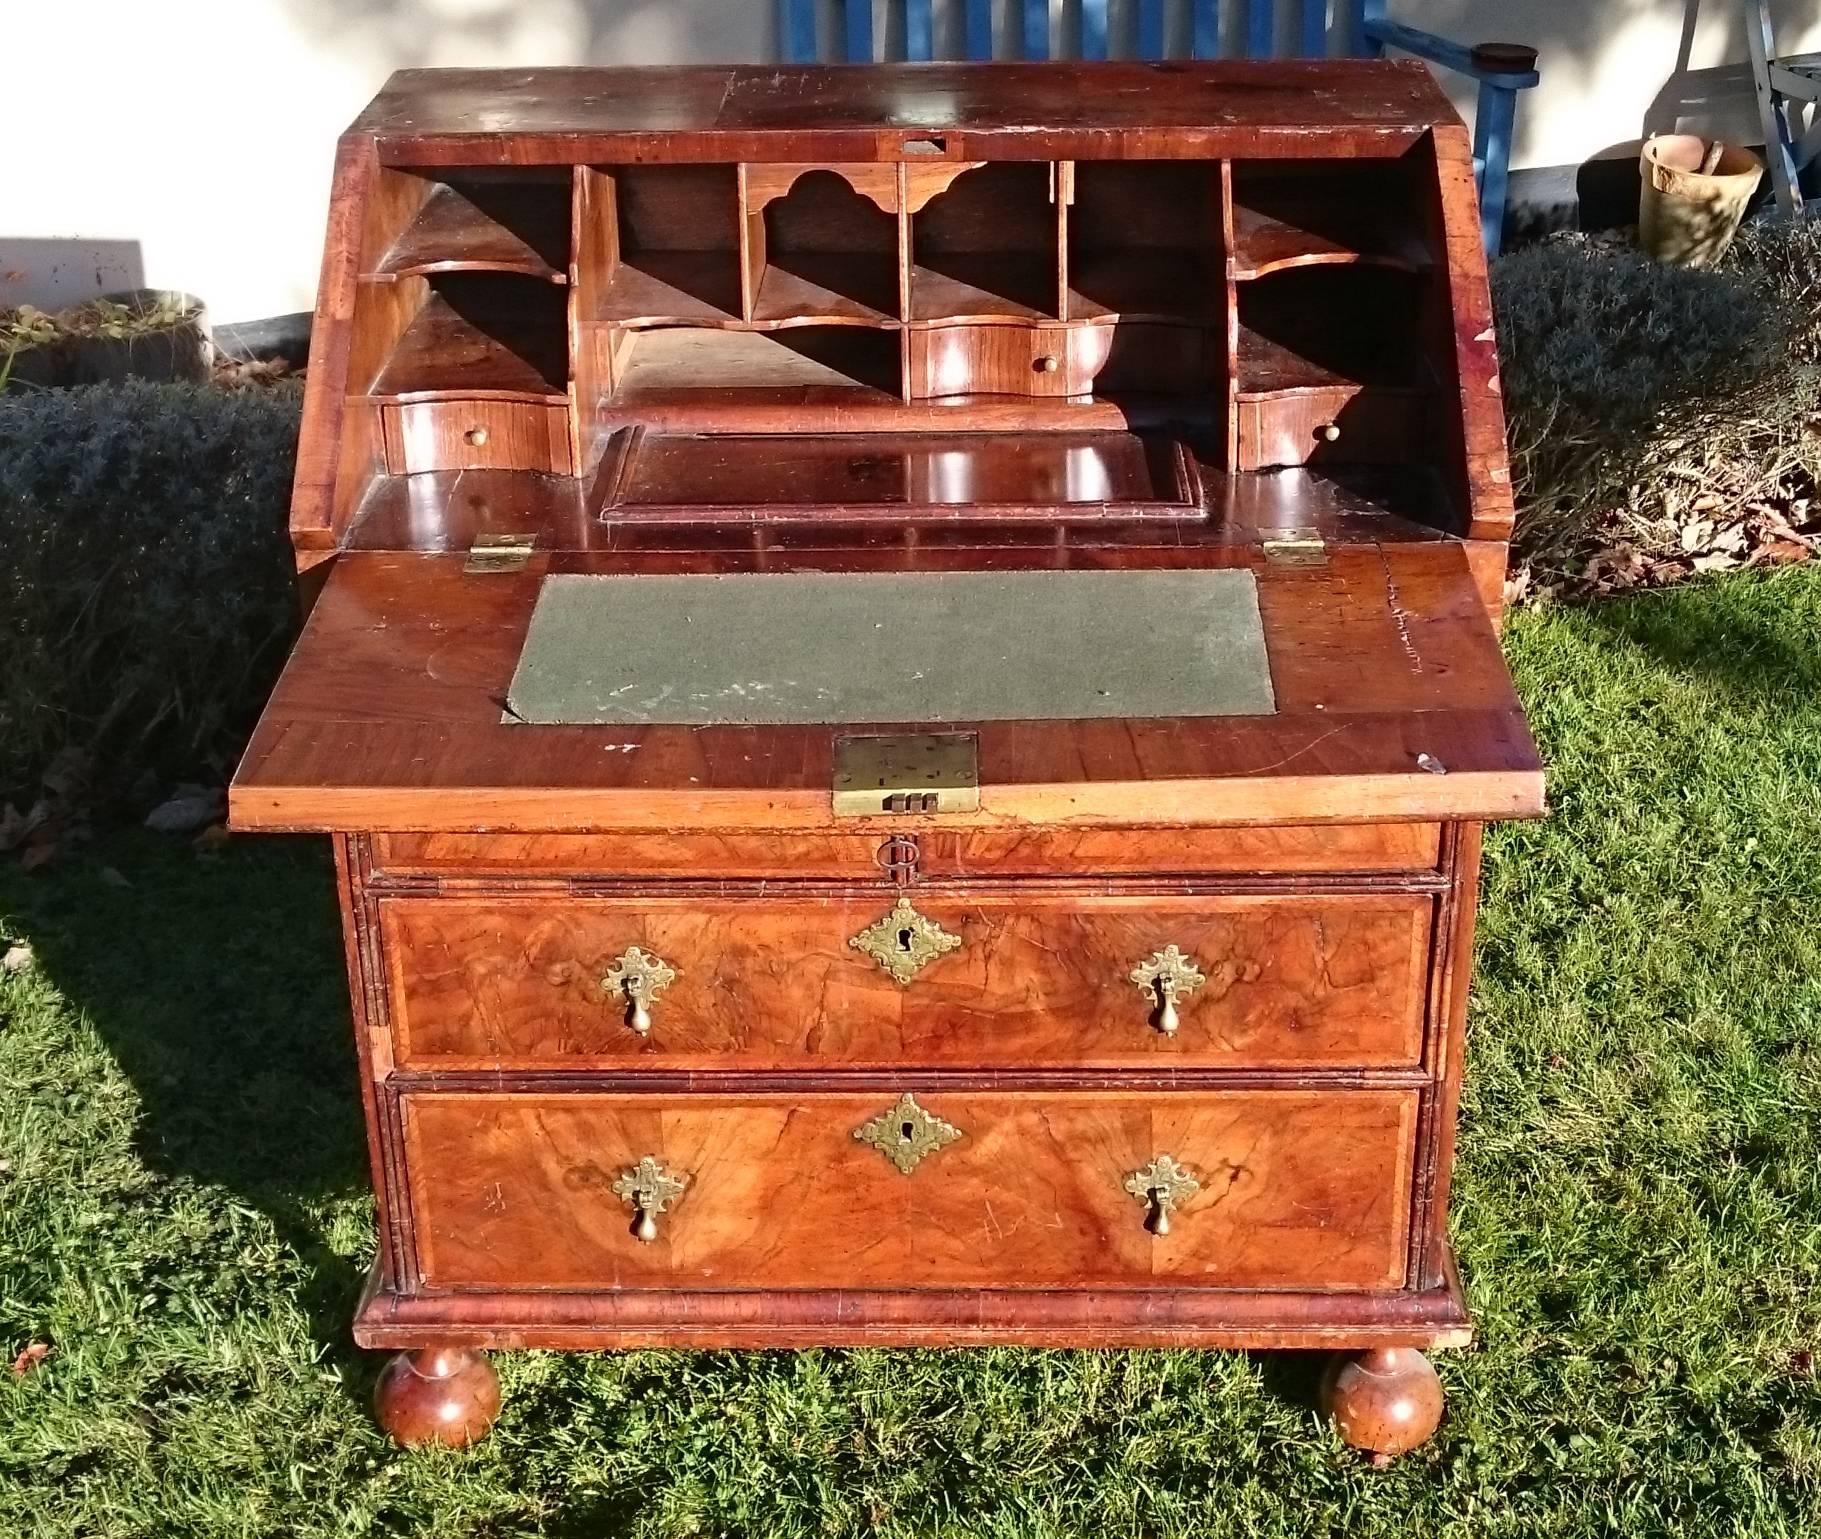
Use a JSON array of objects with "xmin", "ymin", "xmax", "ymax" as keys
[
  {"xmin": 463, "ymin": 533, "xmax": 536, "ymax": 573},
  {"xmin": 1261, "ymin": 526, "xmax": 1327, "ymax": 567},
  {"xmin": 833, "ymin": 733, "xmax": 980, "ymax": 816}
]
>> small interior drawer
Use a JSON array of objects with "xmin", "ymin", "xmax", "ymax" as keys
[
  {"xmin": 402, "ymin": 1088, "xmax": 1418, "ymax": 1292},
  {"xmin": 908, "ymin": 321, "xmax": 1214, "ymax": 399},
  {"xmin": 380, "ymin": 399, "xmax": 571, "ymax": 475},
  {"xmin": 910, "ymin": 323, "xmax": 1078, "ymax": 397},
  {"xmin": 1234, "ymin": 387, "xmax": 1420, "ymax": 471},
  {"xmin": 378, "ymin": 890, "xmax": 1434, "ymax": 1071}
]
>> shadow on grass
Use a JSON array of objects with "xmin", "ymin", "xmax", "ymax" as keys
[
  {"xmin": 0, "ymin": 830, "xmax": 368, "ymax": 1360},
  {"xmin": 1573, "ymin": 568, "xmax": 1821, "ymax": 705},
  {"xmin": 0, "ymin": 826, "xmax": 1353, "ymax": 1450}
]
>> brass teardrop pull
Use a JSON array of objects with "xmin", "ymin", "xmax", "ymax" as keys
[
  {"xmin": 1124, "ymin": 1154, "xmax": 1200, "ymax": 1235},
  {"xmin": 612, "ymin": 1155, "xmax": 688, "ymax": 1242},
  {"xmin": 1127, "ymin": 945, "xmax": 1206, "ymax": 1036},
  {"xmin": 602, "ymin": 946, "xmax": 676, "ymax": 1036}
]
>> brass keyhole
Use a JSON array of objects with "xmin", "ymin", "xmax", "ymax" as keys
[
  {"xmin": 900, "ymin": 1121, "xmax": 916, "ymax": 1141},
  {"xmin": 897, "ymin": 927, "xmax": 916, "ymax": 953}
]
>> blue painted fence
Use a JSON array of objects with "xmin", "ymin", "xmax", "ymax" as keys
[{"xmin": 774, "ymin": 0, "xmax": 1538, "ymax": 252}]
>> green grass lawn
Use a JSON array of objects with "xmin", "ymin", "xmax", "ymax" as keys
[{"xmin": 3, "ymin": 565, "xmax": 1819, "ymax": 1538}]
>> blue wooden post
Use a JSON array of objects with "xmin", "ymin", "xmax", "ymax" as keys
[
  {"xmin": 1023, "ymin": 0, "xmax": 1050, "ymax": 59},
  {"xmin": 846, "ymin": 0, "xmax": 875, "ymax": 62},
  {"xmin": 1137, "ymin": 0, "xmax": 1166, "ymax": 60},
  {"xmin": 1473, "ymin": 77, "xmax": 1517, "ymax": 254},
  {"xmin": 1354, "ymin": 0, "xmax": 1385, "ymax": 57},
  {"xmin": 964, "ymin": 0, "xmax": 994, "ymax": 60},
  {"xmin": 1190, "ymin": 0, "xmax": 1219, "ymax": 59},
  {"xmin": 906, "ymin": 0, "xmax": 934, "ymax": 60},
  {"xmin": 780, "ymin": 0, "xmax": 817, "ymax": 63},
  {"xmin": 1300, "ymin": 0, "xmax": 1328, "ymax": 59},
  {"xmin": 1245, "ymin": 0, "xmax": 1274, "ymax": 56},
  {"xmin": 1080, "ymin": 0, "xmax": 1109, "ymax": 60}
]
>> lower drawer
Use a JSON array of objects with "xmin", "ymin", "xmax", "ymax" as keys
[{"xmin": 402, "ymin": 1089, "xmax": 1418, "ymax": 1292}]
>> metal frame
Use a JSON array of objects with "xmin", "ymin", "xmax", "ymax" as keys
[{"xmin": 1744, "ymin": 0, "xmax": 1821, "ymax": 216}]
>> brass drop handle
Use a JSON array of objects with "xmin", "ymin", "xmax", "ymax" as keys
[
  {"xmin": 1034, "ymin": 354, "xmax": 1060, "ymax": 374},
  {"xmin": 1128, "ymin": 945, "xmax": 1206, "ymax": 1036},
  {"xmin": 602, "ymin": 946, "xmax": 676, "ymax": 1036},
  {"xmin": 1317, "ymin": 423, "xmax": 1340, "ymax": 443},
  {"xmin": 463, "ymin": 425, "xmax": 490, "ymax": 447},
  {"xmin": 1125, "ymin": 1154, "xmax": 1200, "ymax": 1235},
  {"xmin": 612, "ymin": 1155, "xmax": 688, "ymax": 1242}
]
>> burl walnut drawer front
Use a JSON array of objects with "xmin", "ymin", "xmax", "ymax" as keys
[
  {"xmin": 402, "ymin": 1090, "xmax": 1418, "ymax": 1293},
  {"xmin": 380, "ymin": 892, "xmax": 1432, "ymax": 1070},
  {"xmin": 369, "ymin": 824, "xmax": 1444, "ymax": 881}
]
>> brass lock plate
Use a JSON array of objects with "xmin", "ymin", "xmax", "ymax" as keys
[{"xmin": 833, "ymin": 732, "xmax": 980, "ymax": 816}]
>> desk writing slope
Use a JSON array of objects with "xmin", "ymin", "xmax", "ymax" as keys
[
  {"xmin": 506, "ymin": 570, "xmax": 1276, "ymax": 725},
  {"xmin": 229, "ymin": 62, "xmax": 1541, "ymax": 1457}
]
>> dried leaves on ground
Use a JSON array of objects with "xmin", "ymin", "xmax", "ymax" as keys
[{"xmin": 1496, "ymin": 220, "xmax": 1821, "ymax": 603}]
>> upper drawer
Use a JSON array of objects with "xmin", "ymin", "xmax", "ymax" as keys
[
  {"xmin": 380, "ymin": 891, "xmax": 1433, "ymax": 1071},
  {"xmin": 368, "ymin": 824, "xmax": 1443, "ymax": 882},
  {"xmin": 402, "ymin": 1088, "xmax": 1419, "ymax": 1293},
  {"xmin": 379, "ymin": 399, "xmax": 571, "ymax": 474}
]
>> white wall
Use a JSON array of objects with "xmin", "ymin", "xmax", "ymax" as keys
[{"xmin": 3, "ymin": 0, "xmax": 1816, "ymax": 323}]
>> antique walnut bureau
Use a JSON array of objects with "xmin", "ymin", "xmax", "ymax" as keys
[{"xmin": 230, "ymin": 62, "xmax": 1544, "ymax": 1456}]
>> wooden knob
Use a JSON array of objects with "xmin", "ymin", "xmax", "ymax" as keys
[
  {"xmin": 1318, "ymin": 423, "xmax": 1341, "ymax": 443},
  {"xmin": 1035, "ymin": 354, "xmax": 1060, "ymax": 374},
  {"xmin": 463, "ymin": 426, "xmax": 489, "ymax": 447}
]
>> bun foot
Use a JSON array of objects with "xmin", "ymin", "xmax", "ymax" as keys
[
  {"xmin": 374, "ymin": 1347, "xmax": 501, "ymax": 1448},
  {"xmin": 1319, "ymin": 1347, "xmax": 1444, "ymax": 1463}
]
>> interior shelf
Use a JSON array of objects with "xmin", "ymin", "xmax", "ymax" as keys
[
  {"xmin": 751, "ymin": 255, "xmax": 899, "ymax": 326},
  {"xmin": 597, "ymin": 253, "xmax": 743, "ymax": 326},
  {"xmin": 373, "ymin": 179, "xmax": 570, "ymax": 282},
  {"xmin": 1234, "ymin": 269, "xmax": 1426, "ymax": 398},
  {"xmin": 1066, "ymin": 251, "xmax": 1220, "ymax": 324},
  {"xmin": 909, "ymin": 255, "xmax": 1056, "ymax": 324},
  {"xmin": 609, "ymin": 327, "xmax": 902, "ymax": 406},
  {"xmin": 369, "ymin": 278, "xmax": 570, "ymax": 400},
  {"xmin": 1229, "ymin": 163, "xmax": 1430, "ymax": 281},
  {"xmin": 1230, "ymin": 202, "xmax": 1429, "ymax": 281}
]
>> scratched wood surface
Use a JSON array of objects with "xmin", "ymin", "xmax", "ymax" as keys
[
  {"xmin": 380, "ymin": 891, "xmax": 1433, "ymax": 1070},
  {"xmin": 402, "ymin": 1088, "xmax": 1417, "ymax": 1292}
]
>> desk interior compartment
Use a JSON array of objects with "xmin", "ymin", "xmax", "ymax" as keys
[{"xmin": 595, "ymin": 428, "xmax": 1201, "ymax": 522}]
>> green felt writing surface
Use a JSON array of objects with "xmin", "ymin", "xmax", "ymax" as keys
[{"xmin": 506, "ymin": 569, "xmax": 1275, "ymax": 726}]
